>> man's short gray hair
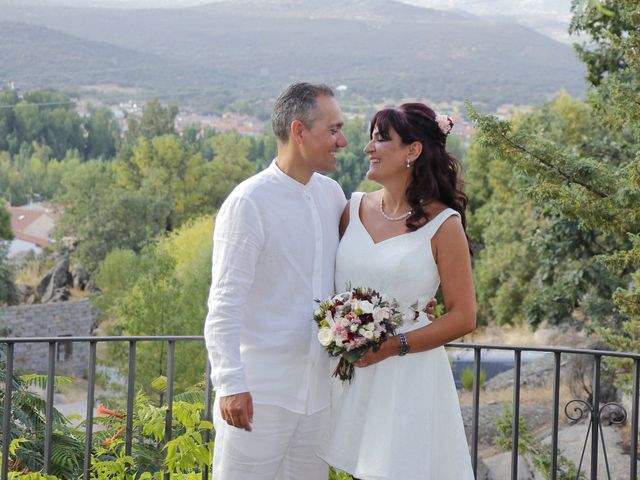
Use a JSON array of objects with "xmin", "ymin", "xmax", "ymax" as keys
[{"xmin": 272, "ymin": 82, "xmax": 335, "ymax": 142}]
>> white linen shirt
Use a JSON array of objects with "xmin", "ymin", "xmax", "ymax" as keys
[{"xmin": 204, "ymin": 160, "xmax": 346, "ymax": 414}]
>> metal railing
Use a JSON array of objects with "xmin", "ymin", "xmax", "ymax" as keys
[{"xmin": 1, "ymin": 336, "xmax": 639, "ymax": 480}]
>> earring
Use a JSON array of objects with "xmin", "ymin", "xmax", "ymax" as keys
[{"xmin": 406, "ymin": 158, "xmax": 411, "ymax": 168}]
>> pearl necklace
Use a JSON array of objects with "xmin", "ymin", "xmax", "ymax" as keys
[{"xmin": 379, "ymin": 196, "xmax": 412, "ymax": 222}]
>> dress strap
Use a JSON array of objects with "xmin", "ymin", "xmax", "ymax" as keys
[
  {"xmin": 423, "ymin": 208, "xmax": 460, "ymax": 239},
  {"xmin": 349, "ymin": 192, "xmax": 365, "ymax": 220}
]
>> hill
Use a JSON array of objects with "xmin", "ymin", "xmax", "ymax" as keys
[
  {"xmin": 0, "ymin": 0, "xmax": 586, "ymax": 111},
  {"xmin": 0, "ymin": 21, "xmax": 180, "ymax": 90}
]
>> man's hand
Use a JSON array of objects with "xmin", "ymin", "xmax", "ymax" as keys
[
  {"xmin": 424, "ymin": 297, "xmax": 437, "ymax": 321},
  {"xmin": 220, "ymin": 392, "xmax": 253, "ymax": 431}
]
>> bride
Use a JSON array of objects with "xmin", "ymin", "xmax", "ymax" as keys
[{"xmin": 319, "ymin": 103, "xmax": 476, "ymax": 479}]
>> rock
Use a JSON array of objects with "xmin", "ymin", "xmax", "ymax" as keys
[
  {"xmin": 70, "ymin": 263, "xmax": 90, "ymax": 290},
  {"xmin": 485, "ymin": 353, "xmax": 568, "ymax": 392},
  {"xmin": 26, "ymin": 294, "xmax": 36, "ymax": 304},
  {"xmin": 461, "ymin": 402, "xmax": 550, "ymax": 450},
  {"xmin": 541, "ymin": 420, "xmax": 639, "ymax": 479},
  {"xmin": 36, "ymin": 270, "xmax": 52, "ymax": 299},
  {"xmin": 48, "ymin": 287, "xmax": 70, "ymax": 302},
  {"xmin": 50, "ymin": 258, "xmax": 71, "ymax": 289},
  {"xmin": 475, "ymin": 458, "xmax": 490, "ymax": 480},
  {"xmin": 16, "ymin": 284, "xmax": 34, "ymax": 302},
  {"xmin": 481, "ymin": 452, "xmax": 542, "ymax": 479},
  {"xmin": 38, "ymin": 258, "xmax": 71, "ymax": 303},
  {"xmin": 565, "ymin": 340, "xmax": 618, "ymax": 404}
]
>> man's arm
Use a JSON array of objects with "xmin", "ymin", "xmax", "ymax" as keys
[{"xmin": 204, "ymin": 194, "xmax": 264, "ymax": 431}]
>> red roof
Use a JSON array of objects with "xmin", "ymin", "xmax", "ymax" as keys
[{"xmin": 9, "ymin": 204, "xmax": 61, "ymax": 248}]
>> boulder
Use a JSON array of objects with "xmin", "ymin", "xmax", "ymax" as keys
[
  {"xmin": 36, "ymin": 270, "xmax": 52, "ymax": 299},
  {"xmin": 480, "ymin": 451, "xmax": 541, "ymax": 479},
  {"xmin": 16, "ymin": 284, "xmax": 34, "ymax": 302},
  {"xmin": 48, "ymin": 287, "xmax": 70, "ymax": 302},
  {"xmin": 485, "ymin": 353, "xmax": 569, "ymax": 392},
  {"xmin": 564, "ymin": 340, "xmax": 618, "ymax": 404},
  {"xmin": 461, "ymin": 402, "xmax": 550, "ymax": 451},
  {"xmin": 38, "ymin": 258, "xmax": 71, "ymax": 303},
  {"xmin": 70, "ymin": 264, "xmax": 90, "ymax": 290},
  {"xmin": 541, "ymin": 420, "xmax": 638, "ymax": 479}
]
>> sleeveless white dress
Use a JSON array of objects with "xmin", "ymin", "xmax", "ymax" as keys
[{"xmin": 319, "ymin": 192, "xmax": 474, "ymax": 480}]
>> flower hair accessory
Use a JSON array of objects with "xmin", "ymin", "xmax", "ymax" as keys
[{"xmin": 435, "ymin": 114, "xmax": 454, "ymax": 136}]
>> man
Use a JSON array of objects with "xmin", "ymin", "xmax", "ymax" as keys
[{"xmin": 204, "ymin": 82, "xmax": 348, "ymax": 480}]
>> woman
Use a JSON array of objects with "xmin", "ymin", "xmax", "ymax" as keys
[{"xmin": 319, "ymin": 103, "xmax": 476, "ymax": 479}]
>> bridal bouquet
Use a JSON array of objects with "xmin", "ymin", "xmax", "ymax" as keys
[{"xmin": 314, "ymin": 287, "xmax": 405, "ymax": 382}]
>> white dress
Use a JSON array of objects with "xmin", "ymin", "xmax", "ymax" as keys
[{"xmin": 319, "ymin": 192, "xmax": 474, "ymax": 480}]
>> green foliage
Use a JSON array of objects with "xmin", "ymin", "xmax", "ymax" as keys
[
  {"xmin": 329, "ymin": 468, "xmax": 354, "ymax": 480},
  {"xmin": 96, "ymin": 216, "xmax": 213, "ymax": 393},
  {"xmin": 461, "ymin": 367, "xmax": 485, "ymax": 391},
  {"xmin": 0, "ymin": 146, "xmax": 82, "ymax": 206},
  {"xmin": 356, "ymin": 177, "xmax": 381, "ymax": 193},
  {"xmin": 0, "ymin": 376, "xmax": 213, "ymax": 480},
  {"xmin": 208, "ymin": 131, "xmax": 258, "ymax": 208},
  {"xmin": 466, "ymin": 93, "xmax": 628, "ymax": 327},
  {"xmin": 329, "ymin": 117, "xmax": 370, "ymax": 197},
  {"xmin": 0, "ymin": 201, "xmax": 12, "ymax": 240},
  {"xmin": 0, "ymin": 350, "xmax": 83, "ymax": 478},
  {"xmin": 55, "ymin": 160, "xmax": 172, "ymax": 272},
  {"xmin": 0, "ymin": 241, "xmax": 19, "ymax": 305},
  {"xmin": 114, "ymin": 130, "xmax": 254, "ymax": 229},
  {"xmin": 118, "ymin": 98, "xmax": 178, "ymax": 164},
  {"xmin": 495, "ymin": 404, "xmax": 583, "ymax": 479},
  {"xmin": 465, "ymin": 0, "xmax": 640, "ymax": 396},
  {"xmin": 84, "ymin": 106, "xmax": 119, "ymax": 160}
]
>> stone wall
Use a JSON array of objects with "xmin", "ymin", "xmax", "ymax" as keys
[{"xmin": 0, "ymin": 299, "xmax": 97, "ymax": 377}]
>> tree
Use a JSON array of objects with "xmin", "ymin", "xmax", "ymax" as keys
[
  {"xmin": 115, "ymin": 132, "xmax": 255, "ymax": 229},
  {"xmin": 0, "ymin": 241, "xmax": 19, "ymax": 305},
  {"xmin": 468, "ymin": 0, "xmax": 639, "ymax": 377},
  {"xmin": 55, "ymin": 160, "xmax": 172, "ymax": 272},
  {"xmin": 0, "ymin": 202, "xmax": 17, "ymax": 305},
  {"xmin": 8, "ymin": 92, "xmax": 84, "ymax": 159},
  {"xmin": 118, "ymin": 98, "xmax": 178, "ymax": 164},
  {"xmin": 208, "ymin": 131, "xmax": 257, "ymax": 207},
  {"xmin": 467, "ymin": 93, "xmax": 627, "ymax": 327},
  {"xmin": 0, "ymin": 201, "xmax": 12, "ymax": 240},
  {"xmin": 329, "ymin": 117, "xmax": 370, "ymax": 197},
  {"xmin": 84, "ymin": 107, "xmax": 119, "ymax": 160},
  {"xmin": 96, "ymin": 216, "xmax": 214, "ymax": 393}
]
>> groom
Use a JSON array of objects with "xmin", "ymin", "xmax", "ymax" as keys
[{"xmin": 204, "ymin": 82, "xmax": 348, "ymax": 479}]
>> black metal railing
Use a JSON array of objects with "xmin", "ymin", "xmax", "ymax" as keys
[
  {"xmin": 448, "ymin": 342, "xmax": 640, "ymax": 480},
  {"xmin": 1, "ymin": 337, "xmax": 639, "ymax": 480}
]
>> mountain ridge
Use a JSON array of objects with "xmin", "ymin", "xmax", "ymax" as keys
[{"xmin": 0, "ymin": 0, "xmax": 586, "ymax": 112}]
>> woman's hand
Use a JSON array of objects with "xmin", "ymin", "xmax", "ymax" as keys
[
  {"xmin": 424, "ymin": 297, "xmax": 437, "ymax": 321},
  {"xmin": 353, "ymin": 298, "xmax": 437, "ymax": 368},
  {"xmin": 353, "ymin": 336, "xmax": 399, "ymax": 368}
]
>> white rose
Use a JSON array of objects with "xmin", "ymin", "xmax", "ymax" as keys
[
  {"xmin": 340, "ymin": 317, "xmax": 351, "ymax": 328},
  {"xmin": 402, "ymin": 308, "xmax": 416, "ymax": 324},
  {"xmin": 373, "ymin": 308, "xmax": 387, "ymax": 324},
  {"xmin": 365, "ymin": 322, "xmax": 375, "ymax": 331},
  {"xmin": 363, "ymin": 330, "xmax": 374, "ymax": 340},
  {"xmin": 317, "ymin": 328, "xmax": 333, "ymax": 347},
  {"xmin": 359, "ymin": 300, "xmax": 374, "ymax": 314},
  {"xmin": 373, "ymin": 330, "xmax": 381, "ymax": 339},
  {"xmin": 350, "ymin": 324, "xmax": 359, "ymax": 333},
  {"xmin": 335, "ymin": 336, "xmax": 344, "ymax": 347},
  {"xmin": 333, "ymin": 291, "xmax": 350, "ymax": 302}
]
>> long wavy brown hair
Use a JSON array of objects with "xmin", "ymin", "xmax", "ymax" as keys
[{"xmin": 369, "ymin": 103, "xmax": 470, "ymax": 247}]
